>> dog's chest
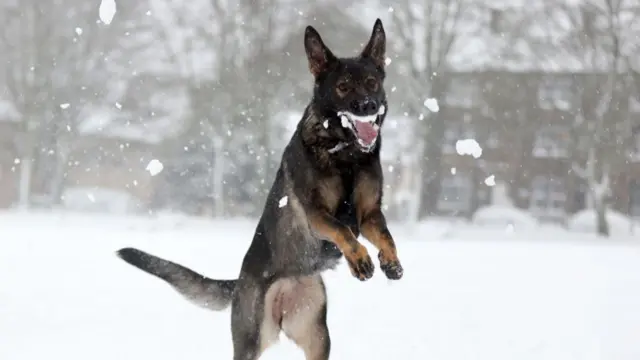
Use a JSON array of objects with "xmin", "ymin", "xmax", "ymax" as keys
[{"xmin": 317, "ymin": 169, "xmax": 356, "ymax": 214}]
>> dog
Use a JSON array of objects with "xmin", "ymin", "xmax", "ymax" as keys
[{"xmin": 116, "ymin": 18, "xmax": 403, "ymax": 360}]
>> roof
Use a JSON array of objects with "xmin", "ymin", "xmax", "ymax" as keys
[
  {"xmin": 76, "ymin": 76, "xmax": 190, "ymax": 144},
  {"xmin": 77, "ymin": 106, "xmax": 182, "ymax": 144}
]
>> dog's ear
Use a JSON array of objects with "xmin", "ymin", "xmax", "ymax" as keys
[
  {"xmin": 361, "ymin": 18, "xmax": 386, "ymax": 69},
  {"xmin": 304, "ymin": 25, "xmax": 336, "ymax": 77}
]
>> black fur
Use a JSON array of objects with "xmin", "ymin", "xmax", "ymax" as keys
[{"xmin": 115, "ymin": 19, "xmax": 402, "ymax": 360}]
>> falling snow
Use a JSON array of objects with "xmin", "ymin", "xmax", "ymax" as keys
[
  {"xmin": 98, "ymin": 0, "xmax": 117, "ymax": 25},
  {"xmin": 59, "ymin": 103, "xmax": 70, "ymax": 109},
  {"xmin": 484, "ymin": 175, "xmax": 496, "ymax": 186},
  {"xmin": 340, "ymin": 115, "xmax": 350, "ymax": 129},
  {"xmin": 146, "ymin": 159, "xmax": 164, "ymax": 176},
  {"xmin": 423, "ymin": 98, "xmax": 439, "ymax": 112},
  {"xmin": 278, "ymin": 196, "xmax": 288, "ymax": 208},
  {"xmin": 456, "ymin": 139, "xmax": 483, "ymax": 159}
]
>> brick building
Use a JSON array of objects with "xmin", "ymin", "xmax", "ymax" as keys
[{"xmin": 395, "ymin": 71, "xmax": 640, "ymax": 222}]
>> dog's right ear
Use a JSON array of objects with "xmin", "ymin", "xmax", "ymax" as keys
[{"xmin": 304, "ymin": 26, "xmax": 336, "ymax": 78}]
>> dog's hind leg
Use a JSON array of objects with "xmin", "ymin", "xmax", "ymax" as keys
[
  {"xmin": 281, "ymin": 276, "xmax": 330, "ymax": 360},
  {"xmin": 284, "ymin": 306, "xmax": 330, "ymax": 360},
  {"xmin": 231, "ymin": 279, "xmax": 281, "ymax": 360}
]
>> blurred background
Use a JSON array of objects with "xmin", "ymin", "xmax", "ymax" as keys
[
  {"xmin": 3, "ymin": 2, "xmax": 640, "ymax": 358},
  {"xmin": 1, "ymin": 0, "xmax": 639, "ymax": 237}
]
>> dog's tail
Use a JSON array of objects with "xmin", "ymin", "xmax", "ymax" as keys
[{"xmin": 116, "ymin": 247, "xmax": 235, "ymax": 311}]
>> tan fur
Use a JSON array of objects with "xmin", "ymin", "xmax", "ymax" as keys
[
  {"xmin": 317, "ymin": 176, "xmax": 343, "ymax": 213},
  {"xmin": 259, "ymin": 275, "xmax": 328, "ymax": 359}
]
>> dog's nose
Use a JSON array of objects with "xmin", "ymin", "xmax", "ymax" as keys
[{"xmin": 350, "ymin": 98, "xmax": 378, "ymax": 115}]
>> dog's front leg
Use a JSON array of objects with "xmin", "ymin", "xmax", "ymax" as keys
[
  {"xmin": 308, "ymin": 210, "xmax": 374, "ymax": 281},
  {"xmin": 354, "ymin": 168, "xmax": 404, "ymax": 280}
]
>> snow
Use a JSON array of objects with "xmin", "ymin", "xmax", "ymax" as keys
[
  {"xmin": 1, "ymin": 212, "xmax": 640, "ymax": 360},
  {"xmin": 337, "ymin": 111, "xmax": 377, "ymax": 124},
  {"xmin": 455, "ymin": 139, "xmax": 483, "ymax": 159},
  {"xmin": 62, "ymin": 188, "xmax": 141, "ymax": 214},
  {"xmin": 473, "ymin": 205, "xmax": 539, "ymax": 231},
  {"xmin": 423, "ymin": 98, "xmax": 440, "ymax": 112},
  {"xmin": 146, "ymin": 159, "xmax": 164, "ymax": 176},
  {"xmin": 98, "ymin": 0, "xmax": 116, "ymax": 25},
  {"xmin": 59, "ymin": 103, "xmax": 70, "ymax": 109},
  {"xmin": 475, "ymin": 183, "xmax": 539, "ymax": 231},
  {"xmin": 278, "ymin": 196, "xmax": 288, "ymax": 208},
  {"xmin": 340, "ymin": 114, "xmax": 351, "ymax": 129},
  {"xmin": 484, "ymin": 175, "xmax": 496, "ymax": 186},
  {"xmin": 568, "ymin": 209, "xmax": 638, "ymax": 236}
]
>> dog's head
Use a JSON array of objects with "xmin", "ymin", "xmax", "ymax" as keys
[{"xmin": 305, "ymin": 19, "xmax": 388, "ymax": 153}]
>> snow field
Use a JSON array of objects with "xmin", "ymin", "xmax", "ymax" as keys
[{"xmin": 0, "ymin": 212, "xmax": 639, "ymax": 360}]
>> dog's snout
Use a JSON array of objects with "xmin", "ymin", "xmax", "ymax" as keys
[{"xmin": 350, "ymin": 98, "xmax": 378, "ymax": 115}]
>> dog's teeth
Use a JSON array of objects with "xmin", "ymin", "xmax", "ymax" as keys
[
  {"xmin": 373, "ymin": 124, "xmax": 380, "ymax": 131},
  {"xmin": 323, "ymin": 120, "xmax": 329, "ymax": 129},
  {"xmin": 378, "ymin": 105, "xmax": 386, "ymax": 115}
]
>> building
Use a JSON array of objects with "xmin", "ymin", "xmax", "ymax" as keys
[{"xmin": 412, "ymin": 71, "xmax": 640, "ymax": 222}]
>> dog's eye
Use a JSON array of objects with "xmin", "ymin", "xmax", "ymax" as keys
[
  {"xmin": 337, "ymin": 82, "xmax": 350, "ymax": 94},
  {"xmin": 365, "ymin": 77, "xmax": 379, "ymax": 91}
]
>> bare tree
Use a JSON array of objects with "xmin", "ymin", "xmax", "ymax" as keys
[
  {"xmin": 388, "ymin": 0, "xmax": 469, "ymax": 220},
  {"xmin": 545, "ymin": 0, "xmax": 640, "ymax": 236},
  {"xmin": 140, "ymin": 0, "xmax": 313, "ymax": 216},
  {"xmin": 0, "ymin": 0, "xmax": 110, "ymax": 207}
]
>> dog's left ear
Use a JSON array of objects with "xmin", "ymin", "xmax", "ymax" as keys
[{"xmin": 361, "ymin": 18, "xmax": 386, "ymax": 69}]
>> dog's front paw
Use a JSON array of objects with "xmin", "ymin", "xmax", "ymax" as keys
[
  {"xmin": 378, "ymin": 249, "xmax": 403, "ymax": 280},
  {"xmin": 345, "ymin": 243, "xmax": 374, "ymax": 281}
]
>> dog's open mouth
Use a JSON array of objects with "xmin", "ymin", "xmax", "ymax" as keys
[{"xmin": 337, "ymin": 111, "xmax": 381, "ymax": 150}]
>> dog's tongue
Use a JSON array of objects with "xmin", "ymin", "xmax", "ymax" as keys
[{"xmin": 354, "ymin": 121, "xmax": 378, "ymax": 145}]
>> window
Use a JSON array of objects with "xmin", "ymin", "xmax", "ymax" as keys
[
  {"xmin": 538, "ymin": 77, "xmax": 574, "ymax": 110},
  {"xmin": 442, "ymin": 122, "xmax": 475, "ymax": 154},
  {"xmin": 487, "ymin": 130, "xmax": 500, "ymax": 149},
  {"xmin": 438, "ymin": 174, "xmax": 473, "ymax": 213},
  {"xmin": 630, "ymin": 181, "xmax": 640, "ymax": 218},
  {"xmin": 490, "ymin": 8, "xmax": 505, "ymax": 34},
  {"xmin": 532, "ymin": 125, "xmax": 569, "ymax": 158},
  {"xmin": 529, "ymin": 176, "xmax": 566, "ymax": 217},
  {"xmin": 446, "ymin": 78, "xmax": 478, "ymax": 108}
]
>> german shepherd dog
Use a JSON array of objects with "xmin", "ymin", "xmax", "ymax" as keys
[{"xmin": 116, "ymin": 18, "xmax": 403, "ymax": 360}]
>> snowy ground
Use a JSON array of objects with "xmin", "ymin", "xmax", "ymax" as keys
[{"xmin": 1, "ymin": 211, "xmax": 639, "ymax": 360}]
